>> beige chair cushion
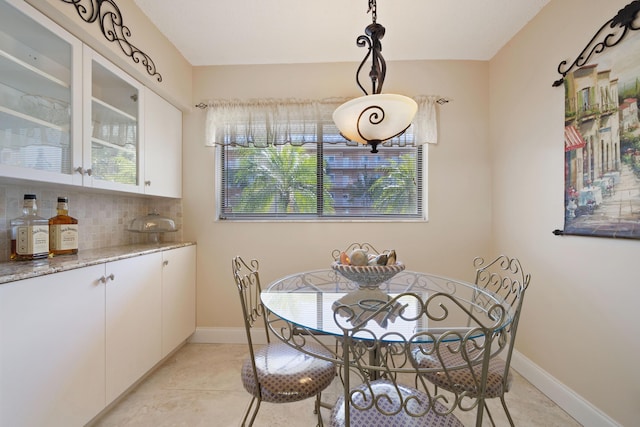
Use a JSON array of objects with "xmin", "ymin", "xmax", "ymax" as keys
[
  {"xmin": 413, "ymin": 346, "xmax": 512, "ymax": 398},
  {"xmin": 242, "ymin": 342, "xmax": 335, "ymax": 403}
]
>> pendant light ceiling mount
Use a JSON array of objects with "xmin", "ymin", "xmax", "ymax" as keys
[{"xmin": 333, "ymin": 0, "xmax": 417, "ymax": 153}]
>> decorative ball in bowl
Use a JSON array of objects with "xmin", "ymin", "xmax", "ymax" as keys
[{"xmin": 331, "ymin": 261, "xmax": 405, "ymax": 289}]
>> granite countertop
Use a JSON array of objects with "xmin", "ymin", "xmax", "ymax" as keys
[{"xmin": 0, "ymin": 242, "xmax": 196, "ymax": 285}]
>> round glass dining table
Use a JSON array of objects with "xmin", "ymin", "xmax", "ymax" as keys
[
  {"xmin": 261, "ymin": 269, "xmax": 513, "ymax": 344},
  {"xmin": 262, "ymin": 268, "xmax": 513, "ymax": 427}
]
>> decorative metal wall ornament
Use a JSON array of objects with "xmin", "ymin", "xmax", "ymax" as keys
[
  {"xmin": 61, "ymin": 0, "xmax": 162, "ymax": 82},
  {"xmin": 332, "ymin": 0, "xmax": 418, "ymax": 153},
  {"xmin": 552, "ymin": 0, "xmax": 640, "ymax": 87}
]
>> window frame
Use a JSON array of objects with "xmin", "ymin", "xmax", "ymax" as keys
[{"xmin": 215, "ymin": 141, "xmax": 428, "ymax": 223}]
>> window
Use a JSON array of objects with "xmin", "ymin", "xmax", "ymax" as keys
[{"xmin": 208, "ymin": 98, "xmax": 435, "ymax": 221}]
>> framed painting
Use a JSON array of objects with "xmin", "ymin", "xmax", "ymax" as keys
[{"xmin": 554, "ymin": 1, "xmax": 640, "ymax": 238}]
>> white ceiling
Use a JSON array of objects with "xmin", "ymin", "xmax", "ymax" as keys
[{"xmin": 133, "ymin": 0, "xmax": 550, "ymax": 67}]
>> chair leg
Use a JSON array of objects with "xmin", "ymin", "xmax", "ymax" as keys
[
  {"xmin": 483, "ymin": 401, "xmax": 496, "ymax": 427},
  {"xmin": 241, "ymin": 395, "xmax": 261, "ymax": 427},
  {"xmin": 314, "ymin": 392, "xmax": 324, "ymax": 427},
  {"xmin": 500, "ymin": 395, "xmax": 515, "ymax": 427}
]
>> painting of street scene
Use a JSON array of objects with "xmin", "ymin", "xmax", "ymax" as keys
[{"xmin": 563, "ymin": 28, "xmax": 640, "ymax": 238}]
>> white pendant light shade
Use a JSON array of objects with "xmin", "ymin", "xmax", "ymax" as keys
[{"xmin": 333, "ymin": 93, "xmax": 418, "ymax": 146}]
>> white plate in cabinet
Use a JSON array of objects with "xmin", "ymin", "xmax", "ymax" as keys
[{"xmin": 0, "ymin": 265, "xmax": 106, "ymax": 427}]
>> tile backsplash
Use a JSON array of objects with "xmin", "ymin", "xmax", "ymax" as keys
[{"xmin": 0, "ymin": 183, "xmax": 182, "ymax": 262}]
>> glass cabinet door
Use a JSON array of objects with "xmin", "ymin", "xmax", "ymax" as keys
[
  {"xmin": 0, "ymin": 0, "xmax": 81, "ymax": 183},
  {"xmin": 84, "ymin": 46, "xmax": 142, "ymax": 191}
]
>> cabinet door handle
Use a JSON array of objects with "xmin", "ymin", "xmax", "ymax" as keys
[
  {"xmin": 100, "ymin": 273, "xmax": 115, "ymax": 283},
  {"xmin": 145, "ymin": 180, "xmax": 151, "ymax": 186},
  {"xmin": 163, "ymin": 260, "xmax": 169, "ymax": 266}
]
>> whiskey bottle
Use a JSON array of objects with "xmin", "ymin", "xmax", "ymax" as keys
[
  {"xmin": 49, "ymin": 196, "xmax": 79, "ymax": 256},
  {"xmin": 10, "ymin": 194, "xmax": 50, "ymax": 261}
]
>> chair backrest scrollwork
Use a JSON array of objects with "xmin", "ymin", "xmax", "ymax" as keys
[
  {"xmin": 333, "ymin": 289, "xmax": 509, "ymax": 426},
  {"xmin": 231, "ymin": 257, "xmax": 271, "ymax": 380},
  {"xmin": 473, "ymin": 255, "xmax": 530, "ymax": 310},
  {"xmin": 471, "ymin": 255, "xmax": 531, "ymax": 389}
]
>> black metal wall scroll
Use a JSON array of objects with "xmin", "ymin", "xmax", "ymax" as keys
[
  {"xmin": 60, "ymin": 0, "xmax": 162, "ymax": 82},
  {"xmin": 553, "ymin": 1, "xmax": 640, "ymax": 87}
]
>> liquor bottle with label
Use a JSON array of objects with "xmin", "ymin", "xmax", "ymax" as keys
[
  {"xmin": 10, "ymin": 194, "xmax": 50, "ymax": 261},
  {"xmin": 49, "ymin": 196, "xmax": 79, "ymax": 256}
]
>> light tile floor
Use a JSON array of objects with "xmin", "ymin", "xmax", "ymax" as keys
[{"xmin": 92, "ymin": 343, "xmax": 581, "ymax": 427}]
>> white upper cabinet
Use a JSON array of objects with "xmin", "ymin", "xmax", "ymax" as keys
[
  {"xmin": 83, "ymin": 45, "xmax": 144, "ymax": 193},
  {"xmin": 144, "ymin": 87, "xmax": 182, "ymax": 198},
  {"xmin": 0, "ymin": 0, "xmax": 83, "ymax": 185},
  {"xmin": 0, "ymin": 0, "xmax": 182, "ymax": 197}
]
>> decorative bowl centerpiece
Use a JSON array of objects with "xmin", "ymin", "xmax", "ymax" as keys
[
  {"xmin": 331, "ymin": 243, "xmax": 405, "ymax": 289},
  {"xmin": 331, "ymin": 261, "xmax": 405, "ymax": 288}
]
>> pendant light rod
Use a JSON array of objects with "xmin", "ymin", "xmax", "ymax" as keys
[{"xmin": 356, "ymin": 0, "xmax": 386, "ymax": 96}]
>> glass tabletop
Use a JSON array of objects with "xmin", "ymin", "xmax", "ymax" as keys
[{"xmin": 261, "ymin": 269, "xmax": 513, "ymax": 342}]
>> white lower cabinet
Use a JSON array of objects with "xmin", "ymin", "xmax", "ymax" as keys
[
  {"xmin": 0, "ymin": 245, "xmax": 196, "ymax": 427},
  {"xmin": 105, "ymin": 253, "xmax": 162, "ymax": 404},
  {"xmin": 0, "ymin": 265, "xmax": 106, "ymax": 427},
  {"xmin": 161, "ymin": 245, "xmax": 196, "ymax": 357}
]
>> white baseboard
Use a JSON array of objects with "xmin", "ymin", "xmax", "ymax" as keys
[
  {"xmin": 191, "ymin": 327, "xmax": 619, "ymax": 427},
  {"xmin": 510, "ymin": 350, "xmax": 620, "ymax": 427}
]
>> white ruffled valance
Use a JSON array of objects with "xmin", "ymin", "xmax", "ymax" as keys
[
  {"xmin": 413, "ymin": 95, "xmax": 440, "ymax": 145},
  {"xmin": 204, "ymin": 95, "xmax": 443, "ymax": 147}
]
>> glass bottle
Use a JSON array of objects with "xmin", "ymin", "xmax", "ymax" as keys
[
  {"xmin": 10, "ymin": 194, "xmax": 50, "ymax": 261},
  {"xmin": 49, "ymin": 197, "xmax": 79, "ymax": 256}
]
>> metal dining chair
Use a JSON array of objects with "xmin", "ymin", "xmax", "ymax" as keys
[
  {"xmin": 232, "ymin": 256, "xmax": 336, "ymax": 427},
  {"xmin": 415, "ymin": 255, "xmax": 531, "ymax": 426},
  {"xmin": 329, "ymin": 289, "xmax": 509, "ymax": 427}
]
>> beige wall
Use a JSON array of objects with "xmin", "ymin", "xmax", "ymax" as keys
[
  {"xmin": 184, "ymin": 60, "xmax": 493, "ymax": 328},
  {"xmin": 491, "ymin": 0, "xmax": 639, "ymax": 425}
]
